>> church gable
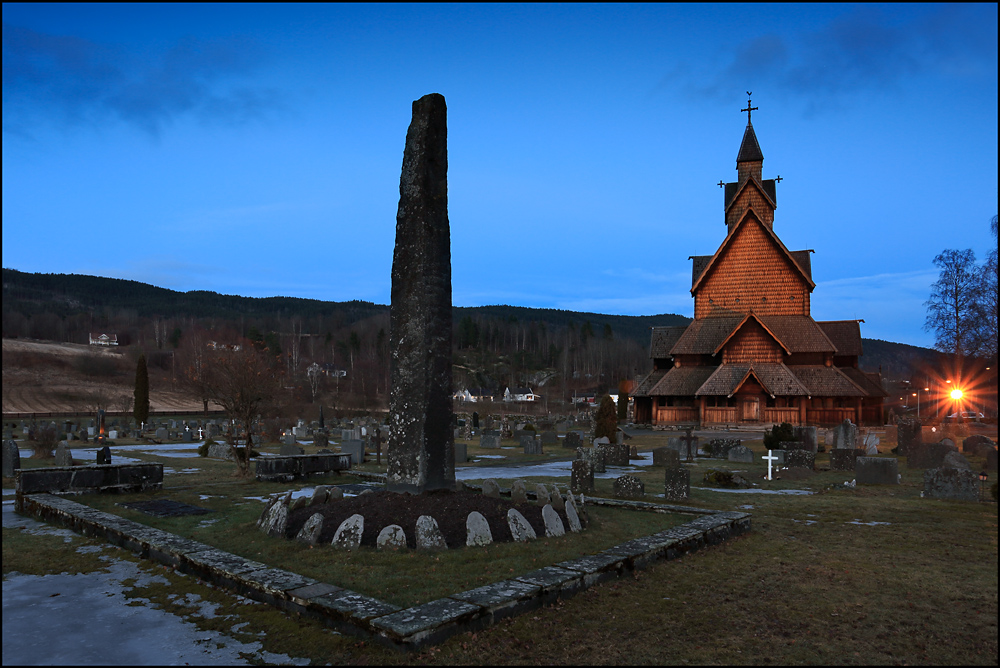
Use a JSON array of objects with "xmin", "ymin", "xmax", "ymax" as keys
[
  {"xmin": 725, "ymin": 178, "xmax": 775, "ymax": 231},
  {"xmin": 693, "ymin": 215, "xmax": 812, "ymax": 318},
  {"xmin": 721, "ymin": 317, "xmax": 784, "ymax": 363}
]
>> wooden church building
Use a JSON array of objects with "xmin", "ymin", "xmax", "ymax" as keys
[{"xmin": 633, "ymin": 100, "xmax": 885, "ymax": 427}]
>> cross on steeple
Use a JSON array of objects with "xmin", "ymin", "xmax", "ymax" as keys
[
  {"xmin": 741, "ymin": 91, "xmax": 758, "ymax": 124},
  {"xmin": 775, "ymin": 175, "xmax": 783, "ymax": 183},
  {"xmin": 718, "ymin": 180, "xmax": 725, "ymax": 188}
]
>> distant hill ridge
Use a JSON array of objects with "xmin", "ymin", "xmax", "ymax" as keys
[{"xmin": 2, "ymin": 268, "xmax": 936, "ymax": 378}]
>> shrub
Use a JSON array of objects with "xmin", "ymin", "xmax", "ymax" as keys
[
  {"xmin": 31, "ymin": 424, "xmax": 58, "ymax": 459},
  {"xmin": 524, "ymin": 423, "xmax": 536, "ymax": 432},
  {"xmin": 763, "ymin": 422, "xmax": 796, "ymax": 450},
  {"xmin": 594, "ymin": 395, "xmax": 618, "ymax": 441},
  {"xmin": 197, "ymin": 438, "xmax": 217, "ymax": 457}
]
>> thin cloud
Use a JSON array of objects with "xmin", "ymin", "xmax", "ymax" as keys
[
  {"xmin": 2, "ymin": 22, "xmax": 281, "ymax": 137},
  {"xmin": 672, "ymin": 5, "xmax": 997, "ymax": 112}
]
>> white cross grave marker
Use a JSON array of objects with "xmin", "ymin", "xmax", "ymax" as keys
[
  {"xmin": 762, "ymin": 450, "xmax": 779, "ymax": 481},
  {"xmin": 198, "ymin": 427, "xmax": 204, "ymax": 440}
]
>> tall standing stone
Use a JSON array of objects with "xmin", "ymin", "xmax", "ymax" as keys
[{"xmin": 387, "ymin": 93, "xmax": 455, "ymax": 494}]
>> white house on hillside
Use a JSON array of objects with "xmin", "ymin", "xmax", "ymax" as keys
[
  {"xmin": 503, "ymin": 387, "xmax": 541, "ymax": 402},
  {"xmin": 89, "ymin": 333, "xmax": 118, "ymax": 346}
]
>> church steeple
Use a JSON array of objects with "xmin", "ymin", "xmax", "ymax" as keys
[{"xmin": 736, "ymin": 93, "xmax": 763, "ymax": 182}]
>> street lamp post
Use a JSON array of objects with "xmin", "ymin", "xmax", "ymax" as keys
[{"xmin": 912, "ymin": 387, "xmax": 929, "ymax": 419}]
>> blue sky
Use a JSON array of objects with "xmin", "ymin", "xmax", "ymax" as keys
[{"xmin": 2, "ymin": 3, "xmax": 996, "ymax": 348}]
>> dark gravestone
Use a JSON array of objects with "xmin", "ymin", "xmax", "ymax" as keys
[
  {"xmin": 708, "ymin": 438, "xmax": 741, "ymax": 458},
  {"xmin": 387, "ymin": 93, "xmax": 455, "ymax": 494},
  {"xmin": 563, "ymin": 431, "xmax": 582, "ymax": 449},
  {"xmin": 663, "ymin": 467, "xmax": 690, "ymax": 501},
  {"xmin": 963, "ymin": 435, "xmax": 994, "ymax": 456},
  {"xmin": 3, "ymin": 440, "xmax": 20, "ymax": 478},
  {"xmin": 540, "ymin": 431, "xmax": 558, "ymax": 446},
  {"xmin": 613, "ymin": 474, "xmax": 644, "ymax": 499},
  {"xmin": 571, "ymin": 459, "xmax": 594, "ymax": 494},
  {"xmin": 522, "ymin": 437, "xmax": 542, "ymax": 456},
  {"xmin": 728, "ymin": 445, "xmax": 754, "ymax": 464},
  {"xmin": 896, "ymin": 418, "xmax": 921, "ymax": 456},
  {"xmin": 793, "ymin": 426, "xmax": 818, "ymax": 453},
  {"xmin": 454, "ymin": 442, "xmax": 468, "ymax": 463},
  {"xmin": 784, "ymin": 448, "xmax": 815, "ymax": 470},
  {"xmin": 340, "ymin": 440, "xmax": 365, "ymax": 466},
  {"xmin": 855, "ymin": 457, "xmax": 899, "ymax": 485},
  {"xmin": 652, "ymin": 447, "xmax": 681, "ymax": 468},
  {"xmin": 603, "ymin": 443, "xmax": 630, "ymax": 467},
  {"xmin": 829, "ymin": 448, "xmax": 861, "ymax": 471},
  {"xmin": 55, "ymin": 443, "xmax": 73, "ymax": 467},
  {"xmin": 96, "ymin": 445, "xmax": 112, "ymax": 465},
  {"xmin": 923, "ymin": 468, "xmax": 979, "ymax": 501},
  {"xmin": 907, "ymin": 441, "xmax": 958, "ymax": 469}
]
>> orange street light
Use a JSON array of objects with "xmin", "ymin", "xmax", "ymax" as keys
[{"xmin": 951, "ymin": 389, "xmax": 963, "ymax": 400}]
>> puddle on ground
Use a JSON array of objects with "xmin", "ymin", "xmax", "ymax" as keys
[
  {"xmin": 846, "ymin": 519, "xmax": 891, "ymax": 526},
  {"xmin": 791, "ymin": 518, "xmax": 819, "ymax": 525},
  {"xmin": 455, "ymin": 453, "xmax": 653, "ymax": 482},
  {"xmin": 691, "ymin": 488, "xmax": 815, "ymax": 495}
]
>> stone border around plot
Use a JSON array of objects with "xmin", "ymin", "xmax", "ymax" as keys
[{"xmin": 15, "ymin": 486, "xmax": 749, "ymax": 652}]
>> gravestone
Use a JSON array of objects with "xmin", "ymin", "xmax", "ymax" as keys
[
  {"xmin": 563, "ymin": 431, "xmax": 582, "ymax": 449},
  {"xmin": 282, "ymin": 433, "xmax": 296, "ymax": 446},
  {"xmin": 466, "ymin": 511, "xmax": 493, "ymax": 546},
  {"xmin": 521, "ymin": 435, "xmax": 542, "ymax": 455},
  {"xmin": 963, "ymin": 435, "xmax": 994, "ymax": 456},
  {"xmin": 941, "ymin": 451, "xmax": 972, "ymax": 471},
  {"xmin": 784, "ymin": 449, "xmax": 815, "ymax": 470},
  {"xmin": 332, "ymin": 514, "xmax": 364, "ymax": 550},
  {"xmin": 534, "ymin": 483, "xmax": 551, "ymax": 506},
  {"xmin": 708, "ymin": 438, "xmax": 741, "ymax": 458},
  {"xmin": 108, "ymin": 430, "xmax": 118, "ymax": 441},
  {"xmin": 896, "ymin": 418, "xmax": 921, "ymax": 456},
  {"xmin": 207, "ymin": 443, "xmax": 233, "ymax": 460},
  {"xmin": 571, "ymin": 459, "xmax": 594, "ymax": 494},
  {"xmin": 829, "ymin": 448, "xmax": 860, "ymax": 471},
  {"xmin": 507, "ymin": 509, "xmax": 537, "ymax": 542},
  {"xmin": 511, "ymin": 480, "xmax": 528, "ymax": 504},
  {"xmin": 855, "ymin": 457, "xmax": 899, "ymax": 485},
  {"xmin": 604, "ymin": 443, "xmax": 630, "ymax": 467},
  {"xmin": 614, "ymin": 474, "xmax": 644, "ymax": 499},
  {"xmin": 96, "ymin": 445, "xmax": 112, "ymax": 465},
  {"xmin": 3, "ymin": 440, "xmax": 20, "ymax": 478},
  {"xmin": 793, "ymin": 426, "xmax": 818, "ymax": 453},
  {"xmin": 907, "ymin": 441, "xmax": 958, "ymax": 470},
  {"xmin": 340, "ymin": 440, "xmax": 365, "ymax": 466},
  {"xmin": 728, "ymin": 445, "xmax": 754, "ymax": 463},
  {"xmin": 479, "ymin": 433, "xmax": 501, "ymax": 449},
  {"xmin": 155, "ymin": 427, "xmax": 168, "ymax": 441},
  {"xmin": 593, "ymin": 436, "xmax": 611, "ymax": 447},
  {"xmin": 415, "ymin": 515, "xmax": 447, "ymax": 550},
  {"xmin": 55, "ymin": 442, "xmax": 73, "ymax": 467},
  {"xmin": 923, "ymin": 468, "xmax": 978, "ymax": 501},
  {"xmin": 386, "ymin": 93, "xmax": 455, "ymax": 494},
  {"xmin": 578, "ymin": 446, "xmax": 605, "ymax": 473},
  {"xmin": 540, "ymin": 431, "xmax": 558, "ymax": 446},
  {"xmin": 377, "ymin": 525, "xmax": 407, "ymax": 550},
  {"xmin": 280, "ymin": 443, "xmax": 305, "ymax": 456},
  {"xmin": 296, "ymin": 514, "xmax": 325, "ymax": 545},
  {"xmin": 664, "ymin": 466, "xmax": 690, "ymax": 501},
  {"xmin": 834, "ymin": 420, "xmax": 857, "ymax": 449},
  {"xmin": 652, "ymin": 447, "xmax": 681, "ymax": 468},
  {"xmin": 454, "ymin": 442, "xmax": 468, "ymax": 463},
  {"xmin": 549, "ymin": 485, "xmax": 565, "ymax": 512},
  {"xmin": 541, "ymin": 504, "xmax": 565, "ymax": 537},
  {"xmin": 482, "ymin": 478, "xmax": 501, "ymax": 498}
]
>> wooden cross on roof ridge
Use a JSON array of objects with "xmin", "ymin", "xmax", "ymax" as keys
[{"xmin": 741, "ymin": 91, "xmax": 758, "ymax": 124}]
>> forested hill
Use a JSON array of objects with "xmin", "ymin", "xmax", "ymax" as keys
[
  {"xmin": 2, "ymin": 268, "xmax": 935, "ymax": 379},
  {"xmin": 2, "ymin": 268, "xmax": 688, "ymax": 345}
]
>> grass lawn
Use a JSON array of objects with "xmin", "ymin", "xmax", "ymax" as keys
[{"xmin": 3, "ymin": 427, "xmax": 997, "ymax": 664}]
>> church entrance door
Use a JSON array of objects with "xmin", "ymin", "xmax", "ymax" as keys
[{"xmin": 741, "ymin": 397, "xmax": 760, "ymax": 422}]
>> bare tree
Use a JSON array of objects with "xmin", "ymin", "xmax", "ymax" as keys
[
  {"xmin": 115, "ymin": 391, "xmax": 134, "ymax": 430},
  {"xmin": 924, "ymin": 249, "xmax": 982, "ymax": 357},
  {"xmin": 972, "ymin": 215, "xmax": 998, "ymax": 362},
  {"xmin": 202, "ymin": 343, "xmax": 282, "ymax": 477}
]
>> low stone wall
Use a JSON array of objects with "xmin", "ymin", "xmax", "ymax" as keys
[
  {"xmin": 16, "ymin": 491, "xmax": 749, "ymax": 652},
  {"xmin": 255, "ymin": 453, "xmax": 352, "ymax": 482},
  {"xmin": 14, "ymin": 463, "xmax": 163, "ymax": 501}
]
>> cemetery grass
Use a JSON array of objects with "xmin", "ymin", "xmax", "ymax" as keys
[{"xmin": 70, "ymin": 473, "xmax": 688, "ymax": 609}]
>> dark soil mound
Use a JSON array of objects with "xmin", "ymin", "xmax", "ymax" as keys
[{"xmin": 284, "ymin": 489, "xmax": 575, "ymax": 548}]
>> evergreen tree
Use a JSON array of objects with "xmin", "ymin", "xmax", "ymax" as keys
[
  {"xmin": 594, "ymin": 394, "xmax": 618, "ymax": 440},
  {"xmin": 134, "ymin": 354, "xmax": 150, "ymax": 427},
  {"xmin": 617, "ymin": 389, "xmax": 629, "ymax": 421}
]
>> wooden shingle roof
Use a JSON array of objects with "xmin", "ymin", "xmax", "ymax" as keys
[
  {"xmin": 670, "ymin": 316, "xmax": 744, "ymax": 355},
  {"xmin": 690, "ymin": 212, "xmax": 816, "ymax": 295},
  {"xmin": 633, "ymin": 369, "xmax": 668, "ymax": 397},
  {"xmin": 648, "ymin": 366, "xmax": 717, "ymax": 396},
  {"xmin": 737, "ymin": 123, "xmax": 763, "ymax": 163},
  {"xmin": 817, "ymin": 321, "xmax": 864, "ymax": 357},
  {"xmin": 756, "ymin": 315, "xmax": 837, "ymax": 354},
  {"xmin": 789, "ymin": 366, "xmax": 866, "ymax": 397},
  {"xmin": 696, "ymin": 363, "xmax": 810, "ymax": 397},
  {"xmin": 840, "ymin": 367, "xmax": 887, "ymax": 397},
  {"xmin": 650, "ymin": 326, "xmax": 687, "ymax": 358}
]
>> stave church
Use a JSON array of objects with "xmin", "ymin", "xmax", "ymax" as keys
[{"xmin": 633, "ymin": 97, "xmax": 886, "ymax": 427}]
